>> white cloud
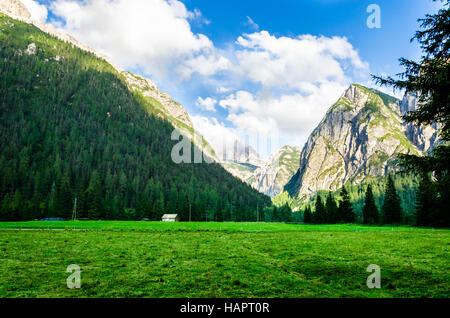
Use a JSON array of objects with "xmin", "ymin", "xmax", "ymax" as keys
[
  {"xmin": 192, "ymin": 116, "xmax": 241, "ymax": 160},
  {"xmin": 216, "ymin": 86, "xmax": 232, "ymax": 94},
  {"xmin": 219, "ymin": 81, "xmax": 347, "ymax": 141},
  {"xmin": 195, "ymin": 97, "xmax": 217, "ymax": 112},
  {"xmin": 44, "ymin": 1, "xmax": 370, "ymax": 155},
  {"xmin": 192, "ymin": 115, "xmax": 277, "ymax": 161},
  {"xmin": 22, "ymin": 0, "xmax": 48, "ymax": 22},
  {"xmin": 50, "ymin": 0, "xmax": 229, "ymax": 80},
  {"xmin": 208, "ymin": 30, "xmax": 369, "ymax": 149},
  {"xmin": 245, "ymin": 16, "xmax": 259, "ymax": 31},
  {"xmin": 233, "ymin": 31, "xmax": 368, "ymax": 90}
]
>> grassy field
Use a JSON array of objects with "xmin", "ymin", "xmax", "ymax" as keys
[{"xmin": 0, "ymin": 221, "xmax": 448, "ymax": 298}]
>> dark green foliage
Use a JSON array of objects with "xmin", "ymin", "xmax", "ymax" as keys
[
  {"xmin": 303, "ymin": 205, "xmax": 312, "ymax": 223},
  {"xmin": 415, "ymin": 175, "xmax": 434, "ymax": 226},
  {"xmin": 382, "ymin": 175, "xmax": 403, "ymax": 224},
  {"xmin": 325, "ymin": 192, "xmax": 338, "ymax": 223},
  {"xmin": 344, "ymin": 175, "xmax": 418, "ymax": 220},
  {"xmin": 279, "ymin": 204, "xmax": 292, "ymax": 222},
  {"xmin": 414, "ymin": 172, "xmax": 450, "ymax": 227},
  {"xmin": 263, "ymin": 204, "xmax": 292, "ymax": 223},
  {"xmin": 0, "ymin": 14, "xmax": 270, "ymax": 221},
  {"xmin": 363, "ymin": 185, "xmax": 379, "ymax": 224},
  {"xmin": 373, "ymin": 1, "xmax": 449, "ymax": 227},
  {"xmin": 338, "ymin": 186, "xmax": 355, "ymax": 223},
  {"xmin": 314, "ymin": 195, "xmax": 326, "ymax": 224}
]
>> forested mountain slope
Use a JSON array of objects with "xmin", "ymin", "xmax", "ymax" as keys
[{"xmin": 0, "ymin": 13, "xmax": 270, "ymax": 221}]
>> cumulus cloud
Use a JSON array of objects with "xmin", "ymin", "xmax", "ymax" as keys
[
  {"xmin": 49, "ymin": 0, "xmax": 228, "ymax": 80},
  {"xmin": 192, "ymin": 116, "xmax": 242, "ymax": 160},
  {"xmin": 22, "ymin": 0, "xmax": 48, "ymax": 22},
  {"xmin": 233, "ymin": 31, "xmax": 368, "ymax": 90},
  {"xmin": 43, "ymin": 1, "xmax": 370, "ymax": 154},
  {"xmin": 219, "ymin": 81, "xmax": 347, "ymax": 141},
  {"xmin": 195, "ymin": 97, "xmax": 217, "ymax": 112},
  {"xmin": 210, "ymin": 30, "xmax": 370, "ymax": 148},
  {"xmin": 192, "ymin": 116, "xmax": 277, "ymax": 161}
]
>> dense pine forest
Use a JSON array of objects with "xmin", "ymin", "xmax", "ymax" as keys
[{"xmin": 0, "ymin": 14, "xmax": 271, "ymax": 222}]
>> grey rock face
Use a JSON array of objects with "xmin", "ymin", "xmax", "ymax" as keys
[
  {"xmin": 122, "ymin": 71, "xmax": 193, "ymax": 129},
  {"xmin": 251, "ymin": 146, "xmax": 301, "ymax": 197},
  {"xmin": 0, "ymin": 0, "xmax": 30, "ymax": 19},
  {"xmin": 400, "ymin": 92, "xmax": 440, "ymax": 153},
  {"xmin": 286, "ymin": 84, "xmax": 424, "ymax": 199}
]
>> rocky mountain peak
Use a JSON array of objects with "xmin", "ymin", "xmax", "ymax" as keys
[
  {"xmin": 0, "ymin": 0, "xmax": 30, "ymax": 19},
  {"xmin": 285, "ymin": 84, "xmax": 422, "ymax": 199},
  {"xmin": 342, "ymin": 84, "xmax": 371, "ymax": 107},
  {"xmin": 122, "ymin": 71, "xmax": 193, "ymax": 129}
]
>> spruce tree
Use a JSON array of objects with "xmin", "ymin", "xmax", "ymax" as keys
[
  {"xmin": 382, "ymin": 175, "xmax": 403, "ymax": 224},
  {"xmin": 55, "ymin": 173, "xmax": 72, "ymax": 219},
  {"xmin": 415, "ymin": 175, "xmax": 434, "ymax": 226},
  {"xmin": 363, "ymin": 185, "xmax": 379, "ymax": 224},
  {"xmin": 303, "ymin": 205, "xmax": 312, "ymax": 223},
  {"xmin": 373, "ymin": 1, "xmax": 450, "ymax": 227},
  {"xmin": 314, "ymin": 195, "xmax": 326, "ymax": 224},
  {"xmin": 338, "ymin": 186, "xmax": 355, "ymax": 223},
  {"xmin": 325, "ymin": 192, "xmax": 338, "ymax": 223},
  {"xmin": 87, "ymin": 171, "xmax": 103, "ymax": 220},
  {"xmin": 280, "ymin": 203, "xmax": 292, "ymax": 222}
]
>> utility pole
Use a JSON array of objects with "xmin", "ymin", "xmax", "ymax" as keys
[
  {"xmin": 230, "ymin": 202, "xmax": 234, "ymax": 222},
  {"xmin": 72, "ymin": 197, "xmax": 77, "ymax": 221},
  {"xmin": 189, "ymin": 202, "xmax": 192, "ymax": 222}
]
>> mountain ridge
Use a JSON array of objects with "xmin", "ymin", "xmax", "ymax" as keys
[
  {"xmin": 285, "ymin": 83, "xmax": 439, "ymax": 199},
  {"xmin": 0, "ymin": 10, "xmax": 270, "ymax": 221}
]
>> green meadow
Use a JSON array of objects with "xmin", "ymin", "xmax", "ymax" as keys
[{"xmin": 0, "ymin": 222, "xmax": 448, "ymax": 298}]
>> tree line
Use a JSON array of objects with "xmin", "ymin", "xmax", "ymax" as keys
[
  {"xmin": 303, "ymin": 173, "xmax": 447, "ymax": 227},
  {"xmin": 303, "ymin": 175, "xmax": 406, "ymax": 225}
]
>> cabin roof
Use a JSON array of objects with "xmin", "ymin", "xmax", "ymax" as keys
[{"xmin": 162, "ymin": 214, "xmax": 178, "ymax": 218}]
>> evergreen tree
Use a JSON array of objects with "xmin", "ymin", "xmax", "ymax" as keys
[
  {"xmin": 363, "ymin": 185, "xmax": 379, "ymax": 224},
  {"xmin": 325, "ymin": 192, "xmax": 338, "ymax": 223},
  {"xmin": 314, "ymin": 195, "xmax": 326, "ymax": 224},
  {"xmin": 55, "ymin": 173, "xmax": 72, "ymax": 219},
  {"xmin": 303, "ymin": 205, "xmax": 312, "ymax": 223},
  {"xmin": 87, "ymin": 171, "xmax": 103, "ymax": 220},
  {"xmin": 338, "ymin": 186, "xmax": 355, "ymax": 223},
  {"xmin": 382, "ymin": 175, "xmax": 403, "ymax": 224},
  {"xmin": 373, "ymin": 1, "xmax": 450, "ymax": 227},
  {"xmin": 280, "ymin": 204, "xmax": 292, "ymax": 222},
  {"xmin": 415, "ymin": 174, "xmax": 434, "ymax": 226},
  {"xmin": 272, "ymin": 206, "xmax": 280, "ymax": 222}
]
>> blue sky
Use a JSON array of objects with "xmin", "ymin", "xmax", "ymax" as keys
[
  {"xmin": 23, "ymin": 0, "xmax": 444, "ymax": 159},
  {"xmin": 186, "ymin": 0, "xmax": 436, "ymax": 77}
]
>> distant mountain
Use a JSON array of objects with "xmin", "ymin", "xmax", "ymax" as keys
[
  {"xmin": 220, "ymin": 161, "xmax": 259, "ymax": 183},
  {"xmin": 220, "ymin": 142, "xmax": 264, "ymax": 183},
  {"xmin": 285, "ymin": 84, "xmax": 439, "ymax": 200},
  {"xmin": 220, "ymin": 145, "xmax": 300, "ymax": 198},
  {"xmin": 249, "ymin": 146, "xmax": 301, "ymax": 197},
  {"xmin": 400, "ymin": 91, "xmax": 440, "ymax": 153}
]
